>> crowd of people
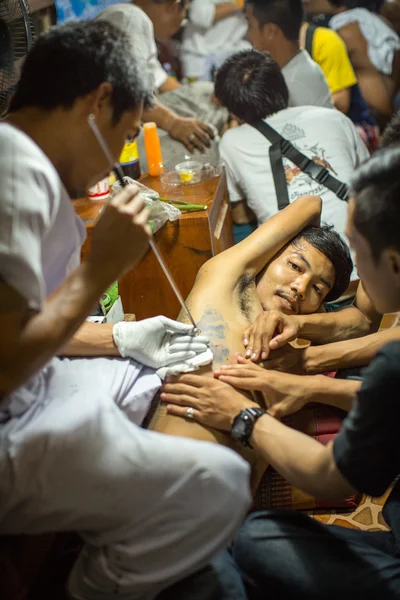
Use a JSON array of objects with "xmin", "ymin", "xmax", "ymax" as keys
[{"xmin": 1, "ymin": 0, "xmax": 400, "ymax": 599}]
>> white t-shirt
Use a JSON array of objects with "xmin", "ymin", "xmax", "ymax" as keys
[
  {"xmin": 0, "ymin": 123, "xmax": 86, "ymax": 419},
  {"xmin": 97, "ymin": 3, "xmax": 168, "ymax": 91},
  {"xmin": 182, "ymin": 0, "xmax": 250, "ymax": 79},
  {"xmin": 282, "ymin": 49, "xmax": 334, "ymax": 109},
  {"xmin": 220, "ymin": 106, "xmax": 370, "ymax": 280}
]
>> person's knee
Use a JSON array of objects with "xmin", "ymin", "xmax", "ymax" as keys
[{"xmin": 197, "ymin": 445, "xmax": 251, "ymax": 524}]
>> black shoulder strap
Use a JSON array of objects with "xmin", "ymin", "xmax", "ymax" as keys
[
  {"xmin": 305, "ymin": 23, "xmax": 317, "ymax": 57},
  {"xmin": 250, "ymin": 120, "xmax": 350, "ymax": 210}
]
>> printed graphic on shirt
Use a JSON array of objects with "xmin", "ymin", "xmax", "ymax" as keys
[{"xmin": 281, "ymin": 135, "xmax": 337, "ymax": 201}]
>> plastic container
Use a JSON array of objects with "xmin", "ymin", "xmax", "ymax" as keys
[
  {"xmin": 175, "ymin": 160, "xmax": 202, "ymax": 184},
  {"xmin": 88, "ymin": 176, "xmax": 110, "ymax": 201},
  {"xmin": 143, "ymin": 122, "xmax": 164, "ymax": 176},
  {"xmin": 120, "ymin": 140, "xmax": 141, "ymax": 180}
]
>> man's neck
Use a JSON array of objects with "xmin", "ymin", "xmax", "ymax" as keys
[{"xmin": 271, "ymin": 40, "xmax": 300, "ymax": 70}]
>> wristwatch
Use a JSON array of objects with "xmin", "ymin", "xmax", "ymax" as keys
[{"xmin": 231, "ymin": 407, "xmax": 266, "ymax": 448}]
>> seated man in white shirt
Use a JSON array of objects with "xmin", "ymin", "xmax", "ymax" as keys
[
  {"xmin": 246, "ymin": 0, "xmax": 334, "ymax": 108},
  {"xmin": 98, "ymin": 0, "xmax": 229, "ymax": 169},
  {"xmin": 181, "ymin": 0, "xmax": 250, "ymax": 82},
  {"xmin": 215, "ymin": 48, "xmax": 369, "ymax": 278}
]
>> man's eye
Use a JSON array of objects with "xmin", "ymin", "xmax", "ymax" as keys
[
  {"xmin": 313, "ymin": 285, "xmax": 323, "ymax": 296},
  {"xmin": 289, "ymin": 261, "xmax": 301, "ymax": 272}
]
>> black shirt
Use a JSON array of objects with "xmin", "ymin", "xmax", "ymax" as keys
[{"xmin": 333, "ymin": 342, "xmax": 400, "ymax": 540}]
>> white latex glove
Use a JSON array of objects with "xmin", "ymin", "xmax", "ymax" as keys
[
  {"xmin": 156, "ymin": 348, "xmax": 214, "ymax": 380},
  {"xmin": 113, "ymin": 317, "xmax": 209, "ymax": 369}
]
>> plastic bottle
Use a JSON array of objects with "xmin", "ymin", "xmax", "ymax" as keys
[
  {"xmin": 119, "ymin": 140, "xmax": 141, "ymax": 180},
  {"xmin": 143, "ymin": 122, "xmax": 164, "ymax": 177}
]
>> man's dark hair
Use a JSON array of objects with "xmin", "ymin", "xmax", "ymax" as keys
[
  {"xmin": 290, "ymin": 225, "xmax": 353, "ymax": 302},
  {"xmin": 247, "ymin": 0, "xmax": 304, "ymax": 40},
  {"xmin": 381, "ymin": 111, "xmax": 400, "ymax": 148},
  {"xmin": 215, "ymin": 49, "xmax": 288, "ymax": 122},
  {"xmin": 10, "ymin": 20, "xmax": 152, "ymax": 123},
  {"xmin": 351, "ymin": 146, "xmax": 400, "ymax": 262}
]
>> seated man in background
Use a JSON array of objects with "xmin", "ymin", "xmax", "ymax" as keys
[
  {"xmin": 300, "ymin": 21, "xmax": 379, "ymax": 151},
  {"xmin": 305, "ymin": 0, "xmax": 400, "ymax": 122},
  {"xmin": 215, "ymin": 49, "xmax": 369, "ymax": 254},
  {"xmin": 98, "ymin": 0, "xmax": 228, "ymax": 169},
  {"xmin": 148, "ymin": 194, "xmax": 353, "ymax": 490},
  {"xmin": 246, "ymin": 0, "xmax": 334, "ymax": 108},
  {"xmin": 181, "ymin": 0, "xmax": 250, "ymax": 82}
]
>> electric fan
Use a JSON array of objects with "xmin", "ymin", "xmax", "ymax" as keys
[{"xmin": 0, "ymin": 0, "xmax": 35, "ymax": 117}]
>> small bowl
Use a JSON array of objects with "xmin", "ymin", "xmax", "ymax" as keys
[{"xmin": 175, "ymin": 160, "xmax": 202, "ymax": 184}]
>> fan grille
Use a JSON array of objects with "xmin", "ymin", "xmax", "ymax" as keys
[{"xmin": 0, "ymin": 0, "xmax": 34, "ymax": 116}]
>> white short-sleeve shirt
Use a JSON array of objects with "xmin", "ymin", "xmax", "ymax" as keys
[
  {"xmin": 0, "ymin": 123, "xmax": 86, "ymax": 419},
  {"xmin": 282, "ymin": 50, "xmax": 334, "ymax": 109},
  {"xmin": 219, "ymin": 106, "xmax": 370, "ymax": 280},
  {"xmin": 97, "ymin": 3, "xmax": 168, "ymax": 91}
]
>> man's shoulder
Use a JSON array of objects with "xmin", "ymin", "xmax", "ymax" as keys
[
  {"xmin": 98, "ymin": 3, "xmax": 150, "ymax": 27},
  {"xmin": 220, "ymin": 124, "xmax": 257, "ymax": 154},
  {"xmin": 0, "ymin": 124, "xmax": 61, "ymax": 197}
]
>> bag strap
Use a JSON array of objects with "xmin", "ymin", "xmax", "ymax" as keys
[
  {"xmin": 250, "ymin": 120, "xmax": 350, "ymax": 211},
  {"xmin": 305, "ymin": 23, "xmax": 317, "ymax": 57}
]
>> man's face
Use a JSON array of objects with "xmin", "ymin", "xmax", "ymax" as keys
[
  {"xmin": 246, "ymin": 4, "xmax": 273, "ymax": 52},
  {"xmin": 256, "ymin": 240, "xmax": 335, "ymax": 314},
  {"xmin": 151, "ymin": 0, "xmax": 188, "ymax": 41},
  {"xmin": 65, "ymin": 101, "xmax": 143, "ymax": 198},
  {"xmin": 346, "ymin": 198, "xmax": 400, "ymax": 314}
]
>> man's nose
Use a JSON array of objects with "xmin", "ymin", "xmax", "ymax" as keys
[{"xmin": 290, "ymin": 276, "xmax": 308, "ymax": 299}]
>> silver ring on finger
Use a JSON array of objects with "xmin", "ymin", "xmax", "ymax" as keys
[
  {"xmin": 189, "ymin": 133, "xmax": 196, "ymax": 141},
  {"xmin": 186, "ymin": 407, "xmax": 195, "ymax": 420}
]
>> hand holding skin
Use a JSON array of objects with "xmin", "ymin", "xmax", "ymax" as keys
[
  {"xmin": 243, "ymin": 310, "xmax": 301, "ymax": 362},
  {"xmin": 215, "ymin": 355, "xmax": 309, "ymax": 418},
  {"xmin": 161, "ymin": 373, "xmax": 257, "ymax": 430}
]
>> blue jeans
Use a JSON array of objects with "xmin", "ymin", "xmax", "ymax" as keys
[
  {"xmin": 156, "ymin": 551, "xmax": 247, "ymax": 600},
  {"xmin": 231, "ymin": 511, "xmax": 400, "ymax": 599}
]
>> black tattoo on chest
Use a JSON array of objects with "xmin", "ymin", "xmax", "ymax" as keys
[{"xmin": 197, "ymin": 307, "xmax": 230, "ymax": 367}]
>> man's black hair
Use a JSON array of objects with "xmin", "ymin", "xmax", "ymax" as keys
[
  {"xmin": 290, "ymin": 225, "xmax": 353, "ymax": 302},
  {"xmin": 381, "ymin": 111, "xmax": 400, "ymax": 148},
  {"xmin": 10, "ymin": 20, "xmax": 152, "ymax": 123},
  {"xmin": 247, "ymin": 0, "xmax": 304, "ymax": 40},
  {"xmin": 351, "ymin": 146, "xmax": 400, "ymax": 262},
  {"xmin": 215, "ymin": 49, "xmax": 288, "ymax": 122}
]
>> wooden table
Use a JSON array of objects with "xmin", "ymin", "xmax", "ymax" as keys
[{"xmin": 73, "ymin": 171, "xmax": 233, "ymax": 320}]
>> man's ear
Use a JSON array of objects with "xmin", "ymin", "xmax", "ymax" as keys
[
  {"xmin": 263, "ymin": 22, "xmax": 280, "ymax": 41},
  {"xmin": 387, "ymin": 248, "xmax": 400, "ymax": 288},
  {"xmin": 87, "ymin": 82, "xmax": 114, "ymax": 121}
]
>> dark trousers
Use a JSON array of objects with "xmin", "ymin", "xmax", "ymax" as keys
[{"xmin": 232, "ymin": 510, "xmax": 400, "ymax": 600}]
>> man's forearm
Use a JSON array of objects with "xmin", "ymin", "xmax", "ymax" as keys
[
  {"xmin": 304, "ymin": 327, "xmax": 400, "ymax": 374},
  {"xmin": 297, "ymin": 305, "xmax": 373, "ymax": 345},
  {"xmin": 213, "ymin": 3, "xmax": 242, "ymax": 23},
  {"xmin": 251, "ymin": 415, "xmax": 354, "ymax": 500},
  {"xmin": 143, "ymin": 98, "xmax": 177, "ymax": 133},
  {"xmin": 1, "ymin": 262, "xmax": 115, "ymax": 396},
  {"xmin": 158, "ymin": 76, "xmax": 181, "ymax": 94},
  {"xmin": 304, "ymin": 374, "xmax": 360, "ymax": 411},
  {"xmin": 59, "ymin": 322, "xmax": 120, "ymax": 357}
]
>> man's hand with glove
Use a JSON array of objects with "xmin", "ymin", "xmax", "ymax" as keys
[{"xmin": 113, "ymin": 316, "xmax": 211, "ymax": 378}]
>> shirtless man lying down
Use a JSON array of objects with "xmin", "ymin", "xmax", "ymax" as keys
[{"xmin": 147, "ymin": 195, "xmax": 353, "ymax": 489}]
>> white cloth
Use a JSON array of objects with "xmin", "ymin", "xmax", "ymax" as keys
[
  {"xmin": 0, "ymin": 123, "xmax": 251, "ymax": 598},
  {"xmin": 330, "ymin": 8, "xmax": 400, "ymax": 76},
  {"xmin": 97, "ymin": 3, "xmax": 168, "ymax": 90},
  {"xmin": 219, "ymin": 106, "xmax": 370, "ymax": 280},
  {"xmin": 282, "ymin": 49, "xmax": 334, "ymax": 109},
  {"xmin": 181, "ymin": 0, "xmax": 251, "ymax": 80}
]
